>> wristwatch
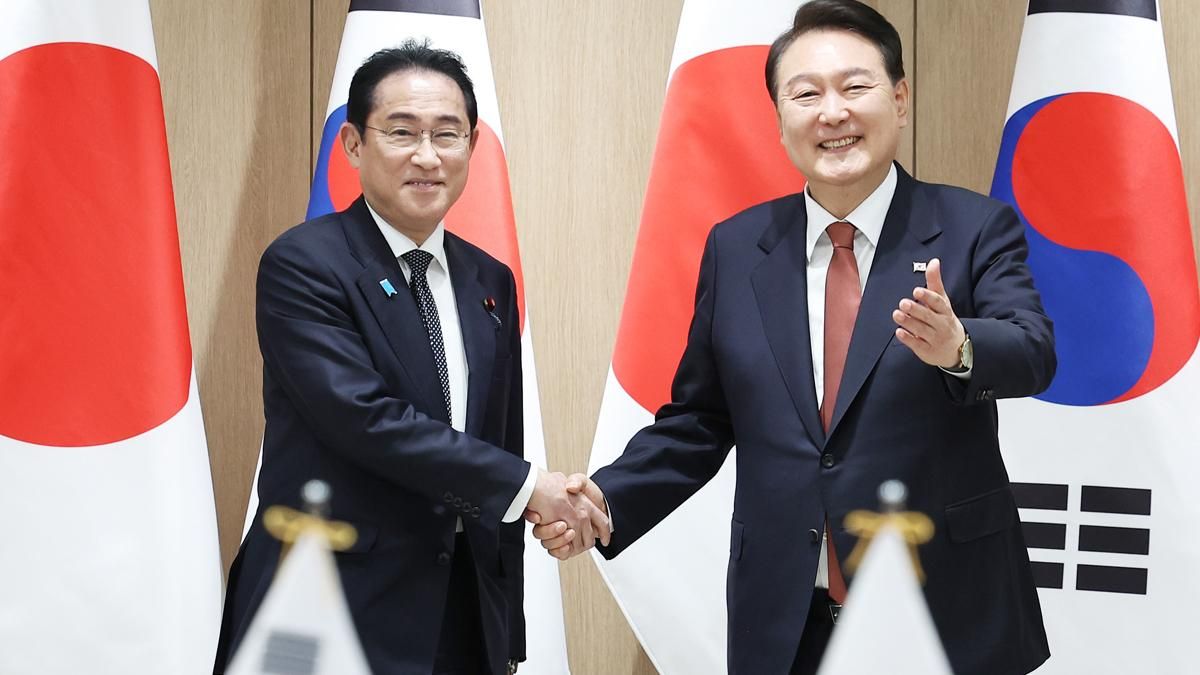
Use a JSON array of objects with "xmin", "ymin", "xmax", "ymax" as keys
[{"xmin": 949, "ymin": 331, "xmax": 973, "ymax": 372}]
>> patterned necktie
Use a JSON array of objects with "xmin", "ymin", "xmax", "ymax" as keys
[
  {"xmin": 401, "ymin": 250, "xmax": 452, "ymax": 424},
  {"xmin": 822, "ymin": 220, "xmax": 859, "ymax": 604}
]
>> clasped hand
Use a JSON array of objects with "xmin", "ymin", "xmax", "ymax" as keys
[{"xmin": 524, "ymin": 471, "xmax": 609, "ymax": 560}]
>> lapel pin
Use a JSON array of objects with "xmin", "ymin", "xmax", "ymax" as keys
[
  {"xmin": 379, "ymin": 278, "xmax": 398, "ymax": 297},
  {"xmin": 912, "ymin": 261, "xmax": 928, "ymax": 273},
  {"xmin": 483, "ymin": 296, "xmax": 502, "ymax": 327}
]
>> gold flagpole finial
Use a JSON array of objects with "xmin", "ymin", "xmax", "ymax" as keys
[
  {"xmin": 263, "ymin": 479, "xmax": 358, "ymax": 562},
  {"xmin": 843, "ymin": 480, "xmax": 934, "ymax": 583}
]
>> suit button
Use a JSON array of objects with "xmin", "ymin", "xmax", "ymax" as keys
[
  {"xmin": 444, "ymin": 492, "xmax": 453, "ymax": 503},
  {"xmin": 471, "ymin": 507, "xmax": 481, "ymax": 518},
  {"xmin": 436, "ymin": 552, "xmax": 452, "ymax": 566},
  {"xmin": 808, "ymin": 528, "xmax": 820, "ymax": 544},
  {"xmin": 454, "ymin": 497, "xmax": 464, "ymax": 508},
  {"xmin": 462, "ymin": 501, "xmax": 472, "ymax": 511},
  {"xmin": 820, "ymin": 454, "xmax": 835, "ymax": 469}
]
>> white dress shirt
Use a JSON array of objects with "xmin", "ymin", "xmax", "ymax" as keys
[{"xmin": 366, "ymin": 203, "xmax": 537, "ymax": 527}]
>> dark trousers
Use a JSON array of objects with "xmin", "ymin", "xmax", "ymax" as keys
[
  {"xmin": 790, "ymin": 588, "xmax": 837, "ymax": 675},
  {"xmin": 433, "ymin": 533, "xmax": 489, "ymax": 675}
]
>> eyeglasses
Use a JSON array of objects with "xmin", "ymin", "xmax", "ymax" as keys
[{"xmin": 364, "ymin": 125, "xmax": 471, "ymax": 153}]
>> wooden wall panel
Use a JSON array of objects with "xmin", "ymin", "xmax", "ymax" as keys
[
  {"xmin": 912, "ymin": 0, "xmax": 1024, "ymax": 190},
  {"xmin": 481, "ymin": 3, "xmax": 679, "ymax": 672},
  {"xmin": 152, "ymin": 0, "xmax": 311, "ymax": 566},
  {"xmin": 1161, "ymin": 0, "xmax": 1200, "ymax": 265},
  {"xmin": 870, "ymin": 0, "xmax": 917, "ymax": 169},
  {"xmin": 313, "ymin": 1, "xmax": 349, "ymax": 170}
]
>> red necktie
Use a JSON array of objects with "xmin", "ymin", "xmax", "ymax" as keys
[{"xmin": 821, "ymin": 221, "xmax": 859, "ymax": 603}]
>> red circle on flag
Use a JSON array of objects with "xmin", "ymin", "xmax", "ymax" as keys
[
  {"xmin": 0, "ymin": 43, "xmax": 192, "ymax": 446},
  {"xmin": 612, "ymin": 46, "xmax": 806, "ymax": 413}
]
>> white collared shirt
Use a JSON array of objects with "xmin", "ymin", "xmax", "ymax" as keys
[
  {"xmin": 366, "ymin": 202, "xmax": 536, "ymax": 525},
  {"xmin": 804, "ymin": 164, "xmax": 897, "ymax": 408}
]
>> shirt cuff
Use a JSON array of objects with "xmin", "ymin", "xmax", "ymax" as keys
[
  {"xmin": 501, "ymin": 463, "xmax": 539, "ymax": 523},
  {"xmin": 940, "ymin": 364, "xmax": 972, "ymax": 380}
]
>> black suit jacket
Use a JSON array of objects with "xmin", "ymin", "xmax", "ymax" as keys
[
  {"xmin": 214, "ymin": 197, "xmax": 529, "ymax": 675},
  {"xmin": 593, "ymin": 166, "xmax": 1055, "ymax": 675}
]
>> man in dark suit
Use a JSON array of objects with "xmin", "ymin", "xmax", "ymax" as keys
[
  {"xmin": 535, "ymin": 2, "xmax": 1055, "ymax": 674},
  {"xmin": 214, "ymin": 42, "xmax": 603, "ymax": 675}
]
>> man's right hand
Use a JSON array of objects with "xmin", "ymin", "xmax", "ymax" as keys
[
  {"xmin": 529, "ymin": 473, "xmax": 609, "ymax": 560},
  {"xmin": 524, "ymin": 470, "xmax": 610, "ymax": 559}
]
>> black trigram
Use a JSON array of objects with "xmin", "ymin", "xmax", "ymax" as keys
[{"xmin": 1013, "ymin": 482, "xmax": 1150, "ymax": 595}]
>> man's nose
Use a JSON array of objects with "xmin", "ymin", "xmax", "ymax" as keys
[
  {"xmin": 410, "ymin": 136, "xmax": 442, "ymax": 168},
  {"xmin": 818, "ymin": 93, "xmax": 849, "ymax": 124}
]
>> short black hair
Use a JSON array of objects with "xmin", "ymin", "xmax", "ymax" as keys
[
  {"xmin": 764, "ymin": 0, "xmax": 905, "ymax": 99},
  {"xmin": 346, "ymin": 39, "xmax": 478, "ymax": 132}
]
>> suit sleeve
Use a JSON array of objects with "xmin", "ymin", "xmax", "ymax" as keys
[
  {"xmin": 949, "ymin": 202, "xmax": 1057, "ymax": 404},
  {"xmin": 256, "ymin": 236, "xmax": 529, "ymax": 531},
  {"xmin": 497, "ymin": 268, "xmax": 527, "ymax": 662},
  {"xmin": 593, "ymin": 227, "xmax": 735, "ymax": 557}
]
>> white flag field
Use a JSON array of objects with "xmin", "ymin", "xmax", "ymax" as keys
[
  {"xmin": 0, "ymin": 1, "xmax": 222, "ymax": 673},
  {"xmin": 242, "ymin": 1, "xmax": 571, "ymax": 672},
  {"xmin": 587, "ymin": 1, "xmax": 808, "ymax": 673},
  {"xmin": 990, "ymin": 2, "xmax": 1200, "ymax": 673}
]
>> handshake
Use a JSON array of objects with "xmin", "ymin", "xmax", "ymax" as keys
[{"xmin": 523, "ymin": 469, "xmax": 611, "ymax": 560}]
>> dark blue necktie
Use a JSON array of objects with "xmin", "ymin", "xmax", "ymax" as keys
[{"xmin": 401, "ymin": 250, "xmax": 451, "ymax": 424}]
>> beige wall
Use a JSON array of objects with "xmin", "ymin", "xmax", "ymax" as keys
[{"xmin": 156, "ymin": 1, "xmax": 1200, "ymax": 672}]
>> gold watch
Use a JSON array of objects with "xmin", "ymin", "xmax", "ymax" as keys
[{"xmin": 954, "ymin": 332, "xmax": 973, "ymax": 371}]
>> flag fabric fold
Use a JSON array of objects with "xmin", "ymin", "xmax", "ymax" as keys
[
  {"xmin": 990, "ymin": 2, "xmax": 1200, "ymax": 672},
  {"xmin": 586, "ymin": 2, "xmax": 807, "ymax": 672},
  {"xmin": 246, "ymin": 1, "xmax": 570, "ymax": 671},
  {"xmin": 0, "ymin": 1, "xmax": 223, "ymax": 673}
]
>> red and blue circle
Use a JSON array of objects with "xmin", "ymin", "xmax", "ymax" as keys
[{"xmin": 991, "ymin": 92, "xmax": 1200, "ymax": 406}]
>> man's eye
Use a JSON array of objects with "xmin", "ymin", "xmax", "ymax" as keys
[
  {"xmin": 433, "ymin": 130, "xmax": 460, "ymax": 140},
  {"xmin": 389, "ymin": 128, "xmax": 417, "ymax": 138}
]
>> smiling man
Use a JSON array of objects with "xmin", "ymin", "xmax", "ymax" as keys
[
  {"xmin": 213, "ymin": 41, "xmax": 604, "ymax": 675},
  {"xmin": 536, "ymin": 1, "xmax": 1056, "ymax": 673}
]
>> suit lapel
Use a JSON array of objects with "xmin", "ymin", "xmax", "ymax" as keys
[
  {"xmin": 828, "ymin": 166, "xmax": 940, "ymax": 435},
  {"xmin": 751, "ymin": 195, "xmax": 826, "ymax": 446},
  {"xmin": 446, "ymin": 234, "xmax": 496, "ymax": 439},
  {"xmin": 342, "ymin": 197, "xmax": 449, "ymax": 423}
]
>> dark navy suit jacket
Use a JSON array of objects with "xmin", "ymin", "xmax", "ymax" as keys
[
  {"xmin": 593, "ymin": 166, "xmax": 1055, "ymax": 675},
  {"xmin": 214, "ymin": 197, "xmax": 529, "ymax": 675}
]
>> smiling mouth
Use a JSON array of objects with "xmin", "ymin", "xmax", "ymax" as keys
[{"xmin": 820, "ymin": 136, "xmax": 861, "ymax": 150}]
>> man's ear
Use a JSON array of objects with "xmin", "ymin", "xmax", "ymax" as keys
[
  {"xmin": 894, "ymin": 78, "xmax": 910, "ymax": 128},
  {"xmin": 339, "ymin": 122, "xmax": 363, "ymax": 168},
  {"xmin": 468, "ymin": 126, "xmax": 481, "ymax": 154}
]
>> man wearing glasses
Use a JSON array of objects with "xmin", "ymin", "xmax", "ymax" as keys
[{"xmin": 214, "ymin": 41, "xmax": 605, "ymax": 675}]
